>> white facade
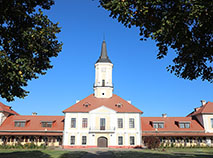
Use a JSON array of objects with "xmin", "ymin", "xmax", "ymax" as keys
[
  {"xmin": 199, "ymin": 114, "xmax": 213, "ymax": 133},
  {"xmin": 63, "ymin": 106, "xmax": 141, "ymax": 147},
  {"xmin": 0, "ymin": 112, "xmax": 9, "ymax": 126},
  {"xmin": 94, "ymin": 62, "xmax": 113, "ymax": 98}
]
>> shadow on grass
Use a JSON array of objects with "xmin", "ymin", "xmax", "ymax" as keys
[
  {"xmin": 113, "ymin": 150, "xmax": 213, "ymax": 158},
  {"xmin": 59, "ymin": 151, "xmax": 88, "ymax": 158},
  {"xmin": 0, "ymin": 150, "xmax": 51, "ymax": 158},
  {"xmin": 60, "ymin": 151, "xmax": 115, "ymax": 158}
]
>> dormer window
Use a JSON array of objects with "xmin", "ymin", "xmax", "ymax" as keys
[
  {"xmin": 41, "ymin": 121, "xmax": 53, "ymax": 128},
  {"xmin": 179, "ymin": 122, "xmax": 190, "ymax": 128},
  {"xmin": 115, "ymin": 103, "xmax": 123, "ymax": 108},
  {"xmin": 83, "ymin": 102, "xmax": 90, "ymax": 107},
  {"xmin": 152, "ymin": 122, "xmax": 164, "ymax": 128},
  {"xmin": 14, "ymin": 121, "xmax": 26, "ymax": 127}
]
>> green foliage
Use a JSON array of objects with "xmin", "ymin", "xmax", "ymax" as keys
[
  {"xmin": 179, "ymin": 143, "xmax": 183, "ymax": 148},
  {"xmin": 0, "ymin": 143, "xmax": 46, "ymax": 149},
  {"xmin": 0, "ymin": 0, "xmax": 62, "ymax": 101},
  {"xmin": 39, "ymin": 143, "xmax": 47, "ymax": 149},
  {"xmin": 99, "ymin": 0, "xmax": 213, "ymax": 82},
  {"xmin": 144, "ymin": 136, "xmax": 160, "ymax": 149},
  {"xmin": 159, "ymin": 143, "xmax": 164, "ymax": 148},
  {"xmin": 23, "ymin": 143, "xmax": 37, "ymax": 149}
]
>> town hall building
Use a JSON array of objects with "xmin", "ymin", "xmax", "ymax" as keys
[
  {"xmin": 63, "ymin": 40, "xmax": 142, "ymax": 148},
  {"xmin": 0, "ymin": 40, "xmax": 213, "ymax": 148}
]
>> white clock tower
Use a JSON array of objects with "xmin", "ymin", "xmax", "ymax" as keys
[{"xmin": 94, "ymin": 40, "xmax": 113, "ymax": 98}]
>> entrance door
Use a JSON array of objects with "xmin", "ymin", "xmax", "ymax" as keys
[
  {"xmin": 97, "ymin": 137, "xmax": 108, "ymax": 147},
  {"xmin": 100, "ymin": 118, "xmax": 105, "ymax": 130}
]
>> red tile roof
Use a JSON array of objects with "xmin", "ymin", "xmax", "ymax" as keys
[
  {"xmin": 0, "ymin": 102, "xmax": 19, "ymax": 115},
  {"xmin": 63, "ymin": 94, "xmax": 143, "ymax": 113},
  {"xmin": 141, "ymin": 117, "xmax": 205, "ymax": 136},
  {"xmin": 187, "ymin": 102, "xmax": 213, "ymax": 116},
  {"xmin": 142, "ymin": 133, "xmax": 213, "ymax": 137},
  {"xmin": 0, "ymin": 132, "xmax": 63, "ymax": 136},
  {"xmin": 0, "ymin": 115, "xmax": 64, "ymax": 135}
]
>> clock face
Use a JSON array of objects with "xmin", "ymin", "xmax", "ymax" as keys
[{"xmin": 101, "ymin": 68, "xmax": 106, "ymax": 72}]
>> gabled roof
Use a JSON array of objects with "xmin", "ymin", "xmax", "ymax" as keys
[
  {"xmin": 0, "ymin": 102, "xmax": 19, "ymax": 115},
  {"xmin": 187, "ymin": 102, "xmax": 213, "ymax": 117},
  {"xmin": 63, "ymin": 94, "xmax": 143, "ymax": 113},
  {"xmin": 0, "ymin": 115, "xmax": 64, "ymax": 132},
  {"xmin": 141, "ymin": 117, "xmax": 204, "ymax": 136}
]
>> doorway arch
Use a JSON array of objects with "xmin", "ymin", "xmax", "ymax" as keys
[{"xmin": 97, "ymin": 137, "xmax": 108, "ymax": 147}]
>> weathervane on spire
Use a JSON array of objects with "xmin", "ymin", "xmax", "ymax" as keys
[{"xmin": 103, "ymin": 33, "xmax": 105, "ymax": 41}]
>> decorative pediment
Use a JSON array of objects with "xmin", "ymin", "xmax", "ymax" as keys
[{"xmin": 89, "ymin": 105, "xmax": 116, "ymax": 114}]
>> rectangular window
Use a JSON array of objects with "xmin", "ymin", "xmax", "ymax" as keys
[
  {"xmin": 118, "ymin": 118, "xmax": 123, "ymax": 128},
  {"xmin": 129, "ymin": 118, "xmax": 135, "ymax": 128},
  {"xmin": 14, "ymin": 121, "xmax": 26, "ymax": 127},
  {"xmin": 118, "ymin": 136, "xmax": 123, "ymax": 145},
  {"xmin": 153, "ymin": 123, "xmax": 158, "ymax": 129},
  {"xmin": 82, "ymin": 136, "xmax": 87, "ymax": 145},
  {"xmin": 158, "ymin": 123, "xmax": 164, "ymax": 128},
  {"xmin": 100, "ymin": 118, "xmax": 105, "ymax": 130},
  {"xmin": 130, "ymin": 136, "xmax": 135, "ymax": 145},
  {"xmin": 153, "ymin": 122, "xmax": 164, "ymax": 128},
  {"xmin": 211, "ymin": 118, "xmax": 213, "ymax": 128},
  {"xmin": 102, "ymin": 80, "xmax": 105, "ymax": 86},
  {"xmin": 82, "ymin": 118, "xmax": 88, "ymax": 128},
  {"xmin": 185, "ymin": 123, "xmax": 190, "ymax": 128},
  {"xmin": 41, "ymin": 122, "xmax": 52, "ymax": 127},
  {"xmin": 179, "ymin": 122, "xmax": 190, "ymax": 128},
  {"xmin": 70, "ymin": 136, "xmax": 75, "ymax": 145},
  {"xmin": 71, "ymin": 118, "xmax": 76, "ymax": 128},
  {"xmin": 179, "ymin": 123, "xmax": 185, "ymax": 128}
]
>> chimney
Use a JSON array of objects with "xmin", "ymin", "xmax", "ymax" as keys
[
  {"xmin": 162, "ymin": 113, "xmax": 167, "ymax": 118},
  {"xmin": 127, "ymin": 100, "xmax": 131, "ymax": 104},
  {"xmin": 201, "ymin": 100, "xmax": 206, "ymax": 106},
  {"xmin": 32, "ymin": 112, "xmax": 37, "ymax": 116}
]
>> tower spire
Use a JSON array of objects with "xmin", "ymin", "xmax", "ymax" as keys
[
  {"xmin": 94, "ymin": 40, "xmax": 113, "ymax": 98},
  {"xmin": 96, "ymin": 40, "xmax": 112, "ymax": 63}
]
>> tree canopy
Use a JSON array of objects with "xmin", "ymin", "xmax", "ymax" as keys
[
  {"xmin": 0, "ymin": 0, "xmax": 62, "ymax": 101},
  {"xmin": 99, "ymin": 0, "xmax": 213, "ymax": 82}
]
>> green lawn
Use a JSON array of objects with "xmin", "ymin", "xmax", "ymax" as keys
[
  {"xmin": 0, "ymin": 148, "xmax": 213, "ymax": 158},
  {"xmin": 113, "ymin": 148, "xmax": 213, "ymax": 158},
  {"xmin": 0, "ymin": 149, "xmax": 86, "ymax": 158}
]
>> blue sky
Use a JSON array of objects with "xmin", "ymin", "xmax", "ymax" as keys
[{"xmin": 1, "ymin": 0, "xmax": 212, "ymax": 117}]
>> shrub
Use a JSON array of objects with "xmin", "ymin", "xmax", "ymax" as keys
[
  {"xmin": 0, "ymin": 143, "xmax": 47, "ymax": 149},
  {"xmin": 39, "ymin": 144, "xmax": 47, "ymax": 149},
  {"xmin": 14, "ymin": 143, "xmax": 24, "ymax": 149},
  {"xmin": 144, "ymin": 136, "xmax": 160, "ymax": 149},
  {"xmin": 134, "ymin": 145, "xmax": 142, "ymax": 149}
]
